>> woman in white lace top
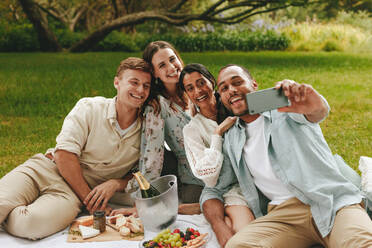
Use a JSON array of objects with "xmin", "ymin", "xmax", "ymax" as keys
[{"xmin": 180, "ymin": 63, "xmax": 255, "ymax": 232}]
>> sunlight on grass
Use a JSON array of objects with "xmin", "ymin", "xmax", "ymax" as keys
[{"xmin": 0, "ymin": 52, "xmax": 371, "ymax": 177}]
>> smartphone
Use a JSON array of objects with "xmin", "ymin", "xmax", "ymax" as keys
[{"xmin": 246, "ymin": 87, "xmax": 290, "ymax": 115}]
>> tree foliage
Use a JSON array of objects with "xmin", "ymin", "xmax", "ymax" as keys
[
  {"xmin": 13, "ymin": 0, "xmax": 370, "ymax": 52},
  {"xmin": 322, "ymin": 0, "xmax": 372, "ymax": 18}
]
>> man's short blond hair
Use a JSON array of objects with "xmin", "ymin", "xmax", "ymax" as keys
[{"xmin": 116, "ymin": 57, "xmax": 151, "ymax": 79}]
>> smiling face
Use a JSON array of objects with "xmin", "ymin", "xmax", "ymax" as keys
[
  {"xmin": 217, "ymin": 66, "xmax": 257, "ymax": 116},
  {"xmin": 151, "ymin": 48, "xmax": 183, "ymax": 85},
  {"xmin": 183, "ymin": 71, "xmax": 215, "ymax": 111},
  {"xmin": 114, "ymin": 69, "xmax": 151, "ymax": 110}
]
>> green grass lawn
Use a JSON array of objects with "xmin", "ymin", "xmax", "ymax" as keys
[{"xmin": 0, "ymin": 51, "xmax": 371, "ymax": 178}]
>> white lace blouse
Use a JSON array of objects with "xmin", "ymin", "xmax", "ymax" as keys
[{"xmin": 183, "ymin": 113, "xmax": 224, "ymax": 188}]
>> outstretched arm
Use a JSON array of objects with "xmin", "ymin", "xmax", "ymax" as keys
[{"xmin": 275, "ymin": 80, "xmax": 329, "ymax": 123}]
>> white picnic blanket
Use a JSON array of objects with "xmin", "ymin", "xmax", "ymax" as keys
[{"xmin": 0, "ymin": 214, "xmax": 219, "ymax": 248}]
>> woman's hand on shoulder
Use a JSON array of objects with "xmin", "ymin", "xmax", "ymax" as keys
[
  {"xmin": 188, "ymin": 99, "xmax": 198, "ymax": 117},
  {"xmin": 214, "ymin": 116, "xmax": 237, "ymax": 136}
]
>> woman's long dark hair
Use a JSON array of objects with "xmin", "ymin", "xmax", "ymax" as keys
[
  {"xmin": 142, "ymin": 41, "xmax": 187, "ymax": 110},
  {"xmin": 179, "ymin": 63, "xmax": 232, "ymax": 123}
]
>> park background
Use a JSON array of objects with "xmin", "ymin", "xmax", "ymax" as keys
[{"xmin": 0, "ymin": 0, "xmax": 371, "ymax": 178}]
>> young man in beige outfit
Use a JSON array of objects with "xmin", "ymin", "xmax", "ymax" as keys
[{"xmin": 0, "ymin": 57, "xmax": 152, "ymax": 240}]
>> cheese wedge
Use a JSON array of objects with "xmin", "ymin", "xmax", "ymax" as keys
[{"xmin": 78, "ymin": 225, "xmax": 100, "ymax": 239}]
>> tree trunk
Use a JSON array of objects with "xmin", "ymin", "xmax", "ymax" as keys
[
  {"xmin": 111, "ymin": 0, "xmax": 119, "ymax": 19},
  {"xmin": 18, "ymin": 0, "xmax": 62, "ymax": 52},
  {"xmin": 18, "ymin": 0, "xmax": 61, "ymax": 51},
  {"xmin": 69, "ymin": 11, "xmax": 165, "ymax": 52}
]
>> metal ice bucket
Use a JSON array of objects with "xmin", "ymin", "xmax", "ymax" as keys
[{"xmin": 134, "ymin": 175, "xmax": 178, "ymax": 232}]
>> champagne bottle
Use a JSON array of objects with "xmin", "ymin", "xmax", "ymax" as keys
[{"xmin": 132, "ymin": 171, "xmax": 161, "ymax": 198}]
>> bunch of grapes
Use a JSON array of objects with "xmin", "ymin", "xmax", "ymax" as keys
[{"xmin": 142, "ymin": 227, "xmax": 202, "ymax": 248}]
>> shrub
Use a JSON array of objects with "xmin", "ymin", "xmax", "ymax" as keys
[
  {"xmin": 55, "ymin": 29, "xmax": 85, "ymax": 49},
  {"xmin": 335, "ymin": 11, "xmax": 372, "ymax": 33},
  {"xmin": 93, "ymin": 31, "xmax": 140, "ymax": 52},
  {"xmin": 322, "ymin": 40, "xmax": 343, "ymax": 51},
  {"xmin": 0, "ymin": 21, "xmax": 289, "ymax": 52},
  {"xmin": 142, "ymin": 31, "xmax": 290, "ymax": 52},
  {"xmin": 282, "ymin": 22, "xmax": 371, "ymax": 52},
  {"xmin": 0, "ymin": 22, "xmax": 39, "ymax": 52}
]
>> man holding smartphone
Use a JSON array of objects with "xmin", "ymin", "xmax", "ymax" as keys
[{"xmin": 201, "ymin": 64, "xmax": 372, "ymax": 247}]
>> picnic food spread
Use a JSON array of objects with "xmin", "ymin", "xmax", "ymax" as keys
[
  {"xmin": 68, "ymin": 213, "xmax": 144, "ymax": 242},
  {"xmin": 108, "ymin": 213, "xmax": 144, "ymax": 236},
  {"xmin": 142, "ymin": 227, "xmax": 208, "ymax": 248}
]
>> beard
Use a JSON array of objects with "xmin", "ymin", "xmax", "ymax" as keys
[{"xmin": 233, "ymin": 108, "xmax": 250, "ymax": 117}]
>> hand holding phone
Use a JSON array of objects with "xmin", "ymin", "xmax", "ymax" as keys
[{"xmin": 246, "ymin": 87, "xmax": 290, "ymax": 115}]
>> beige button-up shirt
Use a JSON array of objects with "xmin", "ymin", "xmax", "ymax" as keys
[{"xmin": 51, "ymin": 96, "xmax": 141, "ymax": 189}]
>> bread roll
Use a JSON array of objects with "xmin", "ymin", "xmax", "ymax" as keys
[{"xmin": 119, "ymin": 226, "xmax": 131, "ymax": 237}]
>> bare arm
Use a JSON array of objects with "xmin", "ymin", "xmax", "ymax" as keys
[
  {"xmin": 214, "ymin": 116, "xmax": 237, "ymax": 136},
  {"xmin": 276, "ymin": 80, "xmax": 328, "ymax": 123},
  {"xmin": 54, "ymin": 149, "xmax": 90, "ymax": 202},
  {"xmin": 203, "ymin": 199, "xmax": 234, "ymax": 248}
]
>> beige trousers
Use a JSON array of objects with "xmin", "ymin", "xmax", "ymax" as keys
[
  {"xmin": 0, "ymin": 154, "xmax": 82, "ymax": 240},
  {"xmin": 226, "ymin": 197, "xmax": 372, "ymax": 248}
]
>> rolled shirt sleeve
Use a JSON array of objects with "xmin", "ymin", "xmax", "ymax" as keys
[
  {"xmin": 54, "ymin": 98, "xmax": 91, "ymax": 156},
  {"xmin": 288, "ymin": 94, "xmax": 330, "ymax": 124}
]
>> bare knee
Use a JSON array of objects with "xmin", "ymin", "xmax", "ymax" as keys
[
  {"xmin": 225, "ymin": 205, "xmax": 255, "ymax": 233},
  {"xmin": 224, "ymin": 215, "xmax": 233, "ymax": 229}
]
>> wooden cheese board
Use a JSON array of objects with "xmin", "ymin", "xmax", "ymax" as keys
[{"xmin": 67, "ymin": 216, "xmax": 144, "ymax": 243}]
